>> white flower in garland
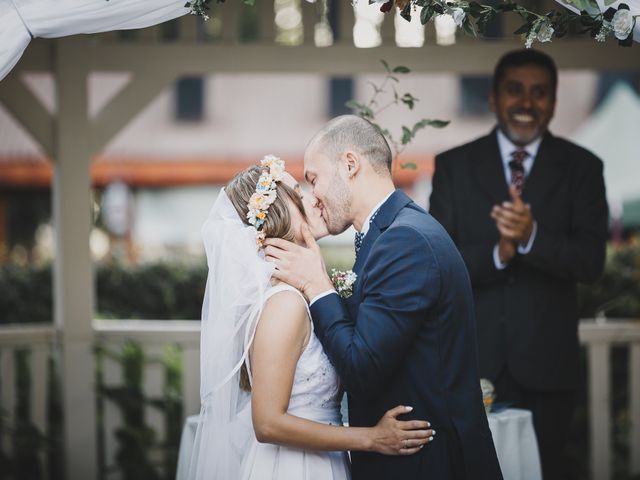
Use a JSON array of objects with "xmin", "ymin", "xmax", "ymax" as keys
[
  {"xmin": 612, "ymin": 7, "xmax": 635, "ymax": 40},
  {"xmin": 536, "ymin": 21, "xmax": 555, "ymax": 42},
  {"xmin": 525, "ymin": 29, "xmax": 536, "ymax": 48},
  {"xmin": 595, "ymin": 22, "xmax": 614, "ymax": 41},
  {"xmin": 525, "ymin": 17, "xmax": 555, "ymax": 47},
  {"xmin": 248, "ymin": 191, "xmax": 275, "ymax": 212},
  {"xmin": 260, "ymin": 154, "xmax": 286, "ymax": 182},
  {"xmin": 451, "ymin": 7, "xmax": 467, "ymax": 27}
]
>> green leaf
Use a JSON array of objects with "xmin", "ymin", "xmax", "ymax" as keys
[
  {"xmin": 380, "ymin": 59, "xmax": 391, "ymax": 73},
  {"xmin": 345, "ymin": 100, "xmax": 375, "ymax": 119},
  {"xmin": 420, "ymin": 6, "xmax": 434, "ymax": 24},
  {"xmin": 462, "ymin": 18, "xmax": 478, "ymax": 37},
  {"xmin": 430, "ymin": 120, "xmax": 450, "ymax": 128},
  {"xmin": 400, "ymin": 162, "xmax": 418, "ymax": 170},
  {"xmin": 411, "ymin": 119, "xmax": 450, "ymax": 136},
  {"xmin": 393, "ymin": 65, "xmax": 411, "ymax": 74},
  {"xmin": 401, "ymin": 93, "xmax": 418, "ymax": 110},
  {"xmin": 400, "ymin": 2, "xmax": 412, "ymax": 21},
  {"xmin": 242, "ymin": 0, "xmax": 255, "ymax": 5},
  {"xmin": 345, "ymin": 100, "xmax": 364, "ymax": 110},
  {"xmin": 602, "ymin": 7, "xmax": 616, "ymax": 21},
  {"xmin": 513, "ymin": 22, "xmax": 532, "ymax": 35},
  {"xmin": 401, "ymin": 126, "xmax": 413, "ymax": 145}
]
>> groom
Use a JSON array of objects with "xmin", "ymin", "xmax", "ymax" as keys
[{"xmin": 265, "ymin": 115, "xmax": 502, "ymax": 480}]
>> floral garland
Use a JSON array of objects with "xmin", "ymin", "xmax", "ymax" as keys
[
  {"xmin": 185, "ymin": 0, "xmax": 637, "ymax": 47},
  {"xmin": 372, "ymin": 0, "xmax": 637, "ymax": 47},
  {"xmin": 185, "ymin": 0, "xmax": 253, "ymax": 21},
  {"xmin": 246, "ymin": 154, "xmax": 286, "ymax": 249}
]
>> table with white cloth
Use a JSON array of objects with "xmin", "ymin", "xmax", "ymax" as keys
[
  {"xmin": 176, "ymin": 408, "xmax": 542, "ymax": 480},
  {"xmin": 175, "ymin": 415, "xmax": 199, "ymax": 480},
  {"xmin": 488, "ymin": 408, "xmax": 542, "ymax": 480}
]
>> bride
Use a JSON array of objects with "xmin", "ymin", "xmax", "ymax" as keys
[{"xmin": 187, "ymin": 156, "xmax": 434, "ymax": 479}]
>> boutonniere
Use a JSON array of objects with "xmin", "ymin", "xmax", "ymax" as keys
[{"xmin": 330, "ymin": 269, "xmax": 357, "ymax": 299}]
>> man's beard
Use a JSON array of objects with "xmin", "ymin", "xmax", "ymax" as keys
[
  {"xmin": 500, "ymin": 108, "xmax": 547, "ymax": 146},
  {"xmin": 323, "ymin": 174, "xmax": 352, "ymax": 235}
]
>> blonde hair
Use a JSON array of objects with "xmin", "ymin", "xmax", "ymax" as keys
[
  {"xmin": 225, "ymin": 165, "xmax": 307, "ymax": 391},
  {"xmin": 226, "ymin": 166, "xmax": 306, "ymax": 243}
]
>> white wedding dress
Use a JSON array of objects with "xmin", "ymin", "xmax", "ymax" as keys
[
  {"xmin": 189, "ymin": 189, "xmax": 350, "ymax": 480},
  {"xmin": 238, "ymin": 283, "xmax": 351, "ymax": 480}
]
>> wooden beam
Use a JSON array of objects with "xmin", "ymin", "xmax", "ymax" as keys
[
  {"xmin": 91, "ymin": 68, "xmax": 177, "ymax": 152},
  {"xmin": 84, "ymin": 41, "xmax": 640, "ymax": 75},
  {"xmin": 0, "ymin": 73, "xmax": 54, "ymax": 157},
  {"xmin": 7, "ymin": 40, "xmax": 54, "ymax": 73},
  {"xmin": 9, "ymin": 35, "xmax": 640, "ymax": 76}
]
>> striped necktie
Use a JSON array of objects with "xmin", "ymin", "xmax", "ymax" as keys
[{"xmin": 509, "ymin": 149, "xmax": 529, "ymax": 194}]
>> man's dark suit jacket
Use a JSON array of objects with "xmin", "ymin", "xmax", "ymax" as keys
[
  {"xmin": 429, "ymin": 128, "xmax": 608, "ymax": 391},
  {"xmin": 310, "ymin": 190, "xmax": 503, "ymax": 480}
]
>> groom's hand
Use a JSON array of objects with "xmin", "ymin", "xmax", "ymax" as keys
[{"xmin": 264, "ymin": 224, "xmax": 334, "ymax": 301}]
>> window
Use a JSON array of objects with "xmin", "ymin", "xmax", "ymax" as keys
[
  {"xmin": 329, "ymin": 77, "xmax": 353, "ymax": 118},
  {"xmin": 175, "ymin": 77, "xmax": 205, "ymax": 122},
  {"xmin": 459, "ymin": 75, "xmax": 492, "ymax": 116}
]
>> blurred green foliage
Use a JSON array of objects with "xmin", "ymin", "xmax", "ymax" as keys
[
  {"xmin": 0, "ymin": 240, "xmax": 639, "ymax": 479},
  {"xmin": 95, "ymin": 342, "xmax": 183, "ymax": 480},
  {"xmin": 0, "ymin": 246, "xmax": 356, "ymax": 324},
  {"xmin": 579, "ymin": 240, "xmax": 640, "ymax": 319}
]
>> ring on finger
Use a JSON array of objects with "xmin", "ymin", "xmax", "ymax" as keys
[{"xmin": 403, "ymin": 439, "xmax": 408, "ymax": 449}]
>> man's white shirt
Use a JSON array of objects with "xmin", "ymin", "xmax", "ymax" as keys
[{"xmin": 492, "ymin": 129, "xmax": 540, "ymax": 270}]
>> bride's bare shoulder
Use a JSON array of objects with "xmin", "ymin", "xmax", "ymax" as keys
[
  {"xmin": 262, "ymin": 287, "xmax": 308, "ymax": 321},
  {"xmin": 255, "ymin": 288, "xmax": 310, "ymax": 351}
]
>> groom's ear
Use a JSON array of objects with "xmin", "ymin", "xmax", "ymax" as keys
[{"xmin": 344, "ymin": 151, "xmax": 360, "ymax": 179}]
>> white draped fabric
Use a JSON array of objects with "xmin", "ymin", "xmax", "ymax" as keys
[
  {"xmin": 555, "ymin": 0, "xmax": 640, "ymax": 42},
  {"xmin": 0, "ymin": 0, "xmax": 189, "ymax": 81}
]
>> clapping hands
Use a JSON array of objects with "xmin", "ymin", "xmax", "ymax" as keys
[{"xmin": 491, "ymin": 186, "xmax": 535, "ymax": 263}]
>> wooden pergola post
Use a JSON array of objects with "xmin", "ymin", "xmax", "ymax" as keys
[{"xmin": 52, "ymin": 37, "xmax": 97, "ymax": 480}]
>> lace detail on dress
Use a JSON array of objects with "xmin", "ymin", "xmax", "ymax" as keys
[{"xmin": 264, "ymin": 284, "xmax": 342, "ymax": 412}]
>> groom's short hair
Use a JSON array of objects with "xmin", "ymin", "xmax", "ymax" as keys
[{"xmin": 309, "ymin": 115, "xmax": 393, "ymax": 176}]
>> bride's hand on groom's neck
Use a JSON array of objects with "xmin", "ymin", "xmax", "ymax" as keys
[{"xmin": 264, "ymin": 225, "xmax": 333, "ymax": 301}]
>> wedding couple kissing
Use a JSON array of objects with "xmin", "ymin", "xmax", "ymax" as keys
[{"xmin": 188, "ymin": 115, "xmax": 503, "ymax": 480}]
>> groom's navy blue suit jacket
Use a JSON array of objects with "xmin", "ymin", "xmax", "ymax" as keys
[{"xmin": 310, "ymin": 190, "xmax": 502, "ymax": 480}]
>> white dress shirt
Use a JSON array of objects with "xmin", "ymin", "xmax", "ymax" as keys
[
  {"xmin": 493, "ymin": 129, "xmax": 540, "ymax": 270},
  {"xmin": 310, "ymin": 191, "xmax": 394, "ymax": 306}
]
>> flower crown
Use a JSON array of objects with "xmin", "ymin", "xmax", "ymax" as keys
[{"xmin": 247, "ymin": 155, "xmax": 286, "ymax": 248}]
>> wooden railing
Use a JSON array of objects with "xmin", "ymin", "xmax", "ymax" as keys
[
  {"xmin": 0, "ymin": 319, "xmax": 639, "ymax": 479},
  {"xmin": 0, "ymin": 324, "xmax": 56, "ymax": 479},
  {"xmin": 93, "ymin": 320, "xmax": 200, "ymax": 479},
  {"xmin": 579, "ymin": 320, "xmax": 640, "ymax": 480}
]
